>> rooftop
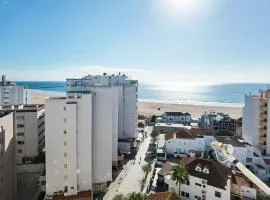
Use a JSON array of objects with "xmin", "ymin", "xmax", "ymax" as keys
[
  {"xmin": 0, "ymin": 110, "xmax": 11, "ymax": 118},
  {"xmin": 52, "ymin": 191, "xmax": 91, "ymax": 200},
  {"xmin": 180, "ymin": 157, "xmax": 231, "ymax": 189},
  {"xmin": 158, "ymin": 162, "xmax": 177, "ymax": 176},
  {"xmin": 164, "ymin": 112, "xmax": 190, "ymax": 116},
  {"xmin": 214, "ymin": 136, "xmax": 245, "ymax": 147},
  {"xmin": 155, "ymin": 123, "xmax": 192, "ymax": 129},
  {"xmin": 231, "ymin": 170, "xmax": 256, "ymax": 188},
  {"xmin": 147, "ymin": 192, "xmax": 181, "ymax": 200}
]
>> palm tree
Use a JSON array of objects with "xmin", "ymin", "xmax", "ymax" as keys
[
  {"xmin": 171, "ymin": 164, "xmax": 189, "ymax": 196},
  {"xmin": 113, "ymin": 192, "xmax": 145, "ymax": 200},
  {"xmin": 150, "ymin": 130, "xmax": 159, "ymax": 143}
]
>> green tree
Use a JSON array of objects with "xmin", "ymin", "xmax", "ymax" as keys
[
  {"xmin": 171, "ymin": 164, "xmax": 189, "ymax": 196},
  {"xmin": 112, "ymin": 194, "xmax": 125, "ymax": 200},
  {"xmin": 150, "ymin": 130, "xmax": 159, "ymax": 143},
  {"xmin": 141, "ymin": 163, "xmax": 152, "ymax": 179},
  {"xmin": 125, "ymin": 192, "xmax": 145, "ymax": 200}
]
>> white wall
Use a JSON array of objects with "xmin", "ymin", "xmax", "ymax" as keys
[
  {"xmin": 45, "ymin": 95, "xmax": 93, "ymax": 196},
  {"xmin": 206, "ymin": 181, "xmax": 231, "ymax": 200},
  {"xmin": 166, "ymin": 137, "xmax": 205, "ymax": 155},
  {"xmin": 0, "ymin": 86, "xmax": 31, "ymax": 105},
  {"xmin": 243, "ymin": 95, "xmax": 260, "ymax": 148},
  {"xmin": 123, "ymin": 85, "xmax": 137, "ymax": 138},
  {"xmin": 0, "ymin": 112, "xmax": 16, "ymax": 200}
]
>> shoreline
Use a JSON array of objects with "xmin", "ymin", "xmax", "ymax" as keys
[{"xmin": 32, "ymin": 92, "xmax": 242, "ymax": 119}]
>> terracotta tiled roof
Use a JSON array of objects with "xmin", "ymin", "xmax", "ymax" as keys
[
  {"xmin": 52, "ymin": 191, "xmax": 91, "ymax": 200},
  {"xmin": 165, "ymin": 133, "xmax": 174, "ymax": 141},
  {"xmin": 147, "ymin": 192, "xmax": 181, "ymax": 200},
  {"xmin": 175, "ymin": 130, "xmax": 194, "ymax": 139},
  {"xmin": 158, "ymin": 162, "xmax": 177, "ymax": 176}
]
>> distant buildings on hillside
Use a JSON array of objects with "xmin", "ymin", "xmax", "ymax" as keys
[{"xmin": 0, "ymin": 75, "xmax": 31, "ymax": 105}]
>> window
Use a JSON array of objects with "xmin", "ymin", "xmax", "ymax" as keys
[
  {"xmin": 17, "ymin": 132, "xmax": 24, "ymax": 136},
  {"xmin": 195, "ymin": 183, "xmax": 202, "ymax": 187},
  {"xmin": 64, "ymin": 141, "xmax": 67, "ymax": 146},
  {"xmin": 17, "ymin": 124, "xmax": 24, "ymax": 128},
  {"xmin": 181, "ymin": 191, "xmax": 185, "ymax": 196},
  {"xmin": 64, "ymin": 106, "xmax": 66, "ymax": 111},
  {"xmin": 17, "ymin": 149, "xmax": 23, "ymax": 153},
  {"xmin": 215, "ymin": 191, "xmax": 221, "ymax": 198},
  {"xmin": 64, "ymin": 130, "xmax": 67, "ymax": 134},
  {"xmin": 246, "ymin": 158, "xmax": 252, "ymax": 163},
  {"xmin": 17, "ymin": 141, "xmax": 24, "ymax": 145},
  {"xmin": 63, "ymin": 118, "xmax": 66, "ymax": 123},
  {"xmin": 186, "ymin": 193, "xmax": 189, "ymax": 198},
  {"xmin": 64, "ymin": 164, "xmax": 67, "ymax": 168},
  {"xmin": 64, "ymin": 153, "xmax": 67, "ymax": 157}
]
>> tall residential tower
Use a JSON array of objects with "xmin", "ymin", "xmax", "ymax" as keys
[{"xmin": 243, "ymin": 89, "xmax": 270, "ymax": 155}]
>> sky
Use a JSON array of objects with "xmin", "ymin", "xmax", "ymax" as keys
[{"xmin": 1, "ymin": 0, "xmax": 270, "ymax": 83}]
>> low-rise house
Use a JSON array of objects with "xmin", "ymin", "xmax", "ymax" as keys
[
  {"xmin": 159, "ymin": 158, "xmax": 257, "ymax": 200},
  {"xmin": 154, "ymin": 123, "xmax": 191, "ymax": 134},
  {"xmin": 165, "ymin": 130, "xmax": 205, "ymax": 157},
  {"xmin": 160, "ymin": 112, "xmax": 191, "ymax": 125},
  {"xmin": 199, "ymin": 112, "xmax": 236, "ymax": 133}
]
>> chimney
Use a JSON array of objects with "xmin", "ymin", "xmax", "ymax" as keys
[{"xmin": 2, "ymin": 75, "xmax": 6, "ymax": 85}]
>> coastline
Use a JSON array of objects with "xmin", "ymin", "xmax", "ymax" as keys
[{"xmin": 32, "ymin": 92, "xmax": 242, "ymax": 119}]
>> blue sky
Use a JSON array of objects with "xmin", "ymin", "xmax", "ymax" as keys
[{"xmin": 1, "ymin": 0, "xmax": 270, "ymax": 83}]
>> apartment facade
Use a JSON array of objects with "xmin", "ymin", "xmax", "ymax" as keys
[
  {"xmin": 45, "ymin": 95, "xmax": 93, "ymax": 197},
  {"xmin": 66, "ymin": 74, "xmax": 138, "ymax": 139},
  {"xmin": 0, "ymin": 75, "xmax": 31, "ymax": 105},
  {"xmin": 199, "ymin": 112, "xmax": 236, "ymax": 133},
  {"xmin": 243, "ymin": 90, "xmax": 270, "ymax": 155},
  {"xmin": 0, "ymin": 111, "xmax": 16, "ymax": 200},
  {"xmin": 14, "ymin": 104, "xmax": 45, "ymax": 164}
]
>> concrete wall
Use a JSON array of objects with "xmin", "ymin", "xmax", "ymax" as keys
[
  {"xmin": 166, "ymin": 137, "xmax": 205, "ymax": 155},
  {"xmin": 123, "ymin": 85, "xmax": 137, "ymax": 138},
  {"xmin": 0, "ymin": 86, "xmax": 31, "ymax": 105},
  {"xmin": 45, "ymin": 95, "xmax": 93, "ymax": 196},
  {"xmin": 15, "ymin": 111, "xmax": 39, "ymax": 163},
  {"xmin": 242, "ymin": 95, "xmax": 260, "ymax": 148},
  {"xmin": 0, "ymin": 112, "xmax": 16, "ymax": 200}
]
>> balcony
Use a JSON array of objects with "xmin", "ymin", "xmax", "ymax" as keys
[
  {"xmin": 260, "ymin": 121, "xmax": 268, "ymax": 127},
  {"xmin": 259, "ymin": 137, "xmax": 267, "ymax": 143},
  {"xmin": 260, "ymin": 114, "xmax": 268, "ymax": 119},
  {"xmin": 260, "ymin": 129, "xmax": 267, "ymax": 135}
]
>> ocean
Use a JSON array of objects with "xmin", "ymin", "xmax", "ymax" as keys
[{"xmin": 17, "ymin": 81, "xmax": 270, "ymax": 107}]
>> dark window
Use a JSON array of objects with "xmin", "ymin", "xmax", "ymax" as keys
[
  {"xmin": 64, "ymin": 130, "xmax": 67, "ymax": 134},
  {"xmin": 17, "ymin": 149, "xmax": 23, "ymax": 153},
  {"xmin": 215, "ymin": 191, "xmax": 221, "ymax": 198},
  {"xmin": 17, "ymin": 124, "xmax": 24, "ymax": 128},
  {"xmin": 181, "ymin": 191, "xmax": 185, "ymax": 196},
  {"xmin": 195, "ymin": 183, "xmax": 202, "ymax": 187},
  {"xmin": 18, "ymin": 141, "xmax": 24, "ymax": 145},
  {"xmin": 186, "ymin": 193, "xmax": 189, "ymax": 198}
]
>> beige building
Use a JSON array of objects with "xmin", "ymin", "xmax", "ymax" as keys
[{"xmin": 0, "ymin": 110, "xmax": 16, "ymax": 200}]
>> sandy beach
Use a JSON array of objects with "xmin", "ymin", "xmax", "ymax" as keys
[{"xmin": 32, "ymin": 92, "xmax": 242, "ymax": 119}]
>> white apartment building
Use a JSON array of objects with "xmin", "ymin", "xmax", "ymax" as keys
[
  {"xmin": 66, "ymin": 74, "xmax": 138, "ymax": 139},
  {"xmin": 45, "ymin": 95, "xmax": 93, "ymax": 197},
  {"xmin": 159, "ymin": 158, "xmax": 256, "ymax": 200},
  {"xmin": 160, "ymin": 112, "xmax": 192, "ymax": 125},
  {"xmin": 243, "ymin": 89, "xmax": 270, "ymax": 155},
  {"xmin": 45, "ymin": 94, "xmax": 116, "ymax": 198},
  {"xmin": 0, "ymin": 110, "xmax": 16, "ymax": 200},
  {"xmin": 0, "ymin": 75, "xmax": 31, "ymax": 105}
]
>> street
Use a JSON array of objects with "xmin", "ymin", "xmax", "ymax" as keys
[{"xmin": 103, "ymin": 126, "xmax": 153, "ymax": 200}]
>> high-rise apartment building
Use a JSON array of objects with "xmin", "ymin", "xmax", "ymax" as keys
[
  {"xmin": 0, "ymin": 75, "xmax": 31, "ymax": 105},
  {"xmin": 243, "ymin": 89, "xmax": 270, "ymax": 155},
  {"xmin": 45, "ymin": 94, "xmax": 116, "ymax": 198},
  {"xmin": 0, "ymin": 110, "xmax": 16, "ymax": 200},
  {"xmin": 66, "ymin": 74, "xmax": 138, "ymax": 139}
]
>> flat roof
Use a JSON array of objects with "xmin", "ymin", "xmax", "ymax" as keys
[
  {"xmin": 214, "ymin": 136, "xmax": 245, "ymax": 147},
  {"xmin": 155, "ymin": 123, "xmax": 191, "ymax": 129},
  {"xmin": 158, "ymin": 134, "xmax": 166, "ymax": 148}
]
